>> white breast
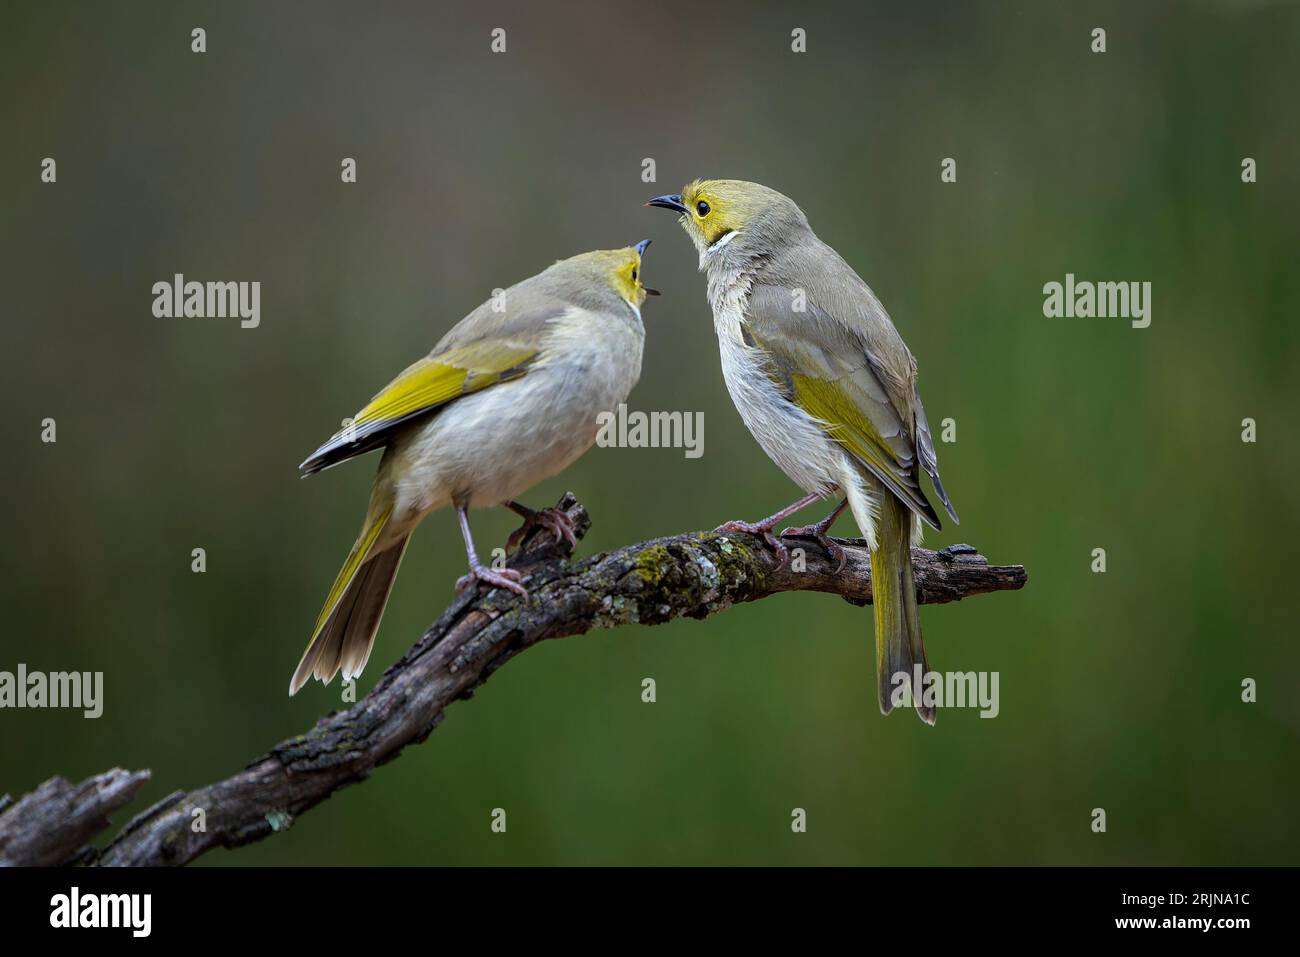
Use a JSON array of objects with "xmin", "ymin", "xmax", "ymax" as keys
[
  {"xmin": 707, "ymin": 268, "xmax": 844, "ymax": 499},
  {"xmin": 385, "ymin": 306, "xmax": 644, "ymax": 519}
]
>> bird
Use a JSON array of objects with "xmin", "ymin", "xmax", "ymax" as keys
[
  {"xmin": 647, "ymin": 181, "xmax": 957, "ymax": 723},
  {"xmin": 289, "ymin": 242, "xmax": 656, "ymax": 696}
]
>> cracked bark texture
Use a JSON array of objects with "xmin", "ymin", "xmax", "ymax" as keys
[{"xmin": 0, "ymin": 493, "xmax": 1027, "ymax": 867}]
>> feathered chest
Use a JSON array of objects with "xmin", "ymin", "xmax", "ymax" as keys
[{"xmin": 704, "ymin": 267, "xmax": 842, "ymax": 496}]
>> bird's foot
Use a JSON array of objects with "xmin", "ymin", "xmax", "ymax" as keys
[
  {"xmin": 505, "ymin": 503, "xmax": 577, "ymax": 552},
  {"xmin": 711, "ymin": 493, "xmax": 824, "ymax": 568},
  {"xmin": 780, "ymin": 521, "xmax": 847, "ymax": 572},
  {"xmin": 455, "ymin": 563, "xmax": 527, "ymax": 597},
  {"xmin": 782, "ymin": 500, "xmax": 849, "ymax": 572},
  {"xmin": 714, "ymin": 518, "xmax": 790, "ymax": 567}
]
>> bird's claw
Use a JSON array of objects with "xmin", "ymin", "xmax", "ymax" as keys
[
  {"xmin": 714, "ymin": 519, "xmax": 790, "ymax": 567},
  {"xmin": 455, "ymin": 565, "xmax": 527, "ymax": 597},
  {"xmin": 506, "ymin": 506, "xmax": 577, "ymax": 552},
  {"xmin": 780, "ymin": 522, "xmax": 848, "ymax": 573}
]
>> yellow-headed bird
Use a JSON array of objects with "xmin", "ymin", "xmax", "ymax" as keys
[
  {"xmin": 290, "ymin": 243, "xmax": 655, "ymax": 695},
  {"xmin": 648, "ymin": 182, "xmax": 957, "ymax": 723}
]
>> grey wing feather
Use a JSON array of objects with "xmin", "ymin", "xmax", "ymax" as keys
[
  {"xmin": 299, "ymin": 295, "xmax": 558, "ymax": 476},
  {"xmin": 744, "ymin": 285, "xmax": 939, "ymax": 529},
  {"xmin": 911, "ymin": 387, "xmax": 958, "ymax": 524},
  {"xmin": 767, "ymin": 239, "xmax": 957, "ymax": 524},
  {"xmin": 745, "ymin": 248, "xmax": 956, "ymax": 527}
]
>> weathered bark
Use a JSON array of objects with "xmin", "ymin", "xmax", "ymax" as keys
[
  {"xmin": 0, "ymin": 768, "xmax": 151, "ymax": 866},
  {"xmin": 0, "ymin": 494, "xmax": 1026, "ymax": 867}
]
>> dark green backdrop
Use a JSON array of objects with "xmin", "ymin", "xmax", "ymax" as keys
[{"xmin": 2, "ymin": 0, "xmax": 1297, "ymax": 864}]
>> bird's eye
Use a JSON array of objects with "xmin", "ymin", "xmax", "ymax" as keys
[
  {"xmin": 696, "ymin": 201, "xmax": 711, "ymax": 217},
  {"xmin": 631, "ymin": 268, "xmax": 637, "ymax": 281}
]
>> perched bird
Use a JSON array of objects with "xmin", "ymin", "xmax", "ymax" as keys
[
  {"xmin": 647, "ymin": 182, "xmax": 957, "ymax": 724},
  {"xmin": 290, "ymin": 243, "xmax": 655, "ymax": 695}
]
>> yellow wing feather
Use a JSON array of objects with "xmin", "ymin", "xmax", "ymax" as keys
[
  {"xmin": 354, "ymin": 341, "xmax": 536, "ymax": 427},
  {"xmin": 791, "ymin": 373, "xmax": 940, "ymax": 528},
  {"xmin": 300, "ymin": 339, "xmax": 538, "ymax": 474}
]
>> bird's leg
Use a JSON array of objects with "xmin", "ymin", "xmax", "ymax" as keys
[
  {"xmin": 714, "ymin": 491, "xmax": 822, "ymax": 567},
  {"xmin": 781, "ymin": 498, "xmax": 850, "ymax": 573},
  {"xmin": 454, "ymin": 506, "xmax": 527, "ymax": 596},
  {"xmin": 503, "ymin": 500, "xmax": 577, "ymax": 552}
]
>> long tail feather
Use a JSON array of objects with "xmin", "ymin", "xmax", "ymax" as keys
[
  {"xmin": 289, "ymin": 502, "xmax": 406, "ymax": 695},
  {"xmin": 844, "ymin": 474, "xmax": 934, "ymax": 725},
  {"xmin": 337, "ymin": 537, "xmax": 409, "ymax": 682},
  {"xmin": 870, "ymin": 492, "xmax": 934, "ymax": 724}
]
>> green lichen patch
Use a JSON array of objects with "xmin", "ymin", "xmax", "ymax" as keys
[
  {"xmin": 631, "ymin": 543, "xmax": 674, "ymax": 585},
  {"xmin": 266, "ymin": 809, "xmax": 293, "ymax": 832}
]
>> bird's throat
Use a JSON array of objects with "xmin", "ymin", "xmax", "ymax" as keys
[{"xmin": 706, "ymin": 229, "xmax": 738, "ymax": 255}]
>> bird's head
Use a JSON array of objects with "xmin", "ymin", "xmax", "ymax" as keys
[
  {"xmin": 553, "ymin": 240, "xmax": 658, "ymax": 314},
  {"xmin": 646, "ymin": 179, "xmax": 806, "ymax": 261}
]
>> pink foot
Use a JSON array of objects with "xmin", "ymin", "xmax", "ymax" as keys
[
  {"xmin": 780, "ymin": 522, "xmax": 848, "ymax": 573},
  {"xmin": 455, "ymin": 564, "xmax": 527, "ymax": 597},
  {"xmin": 714, "ymin": 518, "xmax": 790, "ymax": 567},
  {"xmin": 505, "ymin": 503, "xmax": 577, "ymax": 552},
  {"xmin": 781, "ymin": 499, "xmax": 850, "ymax": 573}
]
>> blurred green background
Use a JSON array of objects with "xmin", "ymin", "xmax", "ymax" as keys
[{"xmin": 2, "ymin": 0, "xmax": 1297, "ymax": 865}]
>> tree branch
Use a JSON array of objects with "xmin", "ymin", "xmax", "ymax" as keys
[
  {"xmin": 0, "ymin": 768, "xmax": 151, "ymax": 866},
  {"xmin": 0, "ymin": 494, "xmax": 1026, "ymax": 867}
]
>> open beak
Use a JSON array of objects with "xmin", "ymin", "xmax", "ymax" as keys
[
  {"xmin": 633, "ymin": 238, "xmax": 659, "ymax": 295},
  {"xmin": 645, "ymin": 194, "xmax": 687, "ymax": 214}
]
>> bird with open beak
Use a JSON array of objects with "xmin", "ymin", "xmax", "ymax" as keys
[{"xmin": 290, "ymin": 242, "xmax": 655, "ymax": 695}]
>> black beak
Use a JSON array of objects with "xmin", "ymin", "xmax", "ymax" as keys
[
  {"xmin": 632, "ymin": 239, "xmax": 659, "ymax": 294},
  {"xmin": 645, "ymin": 193, "xmax": 687, "ymax": 214}
]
